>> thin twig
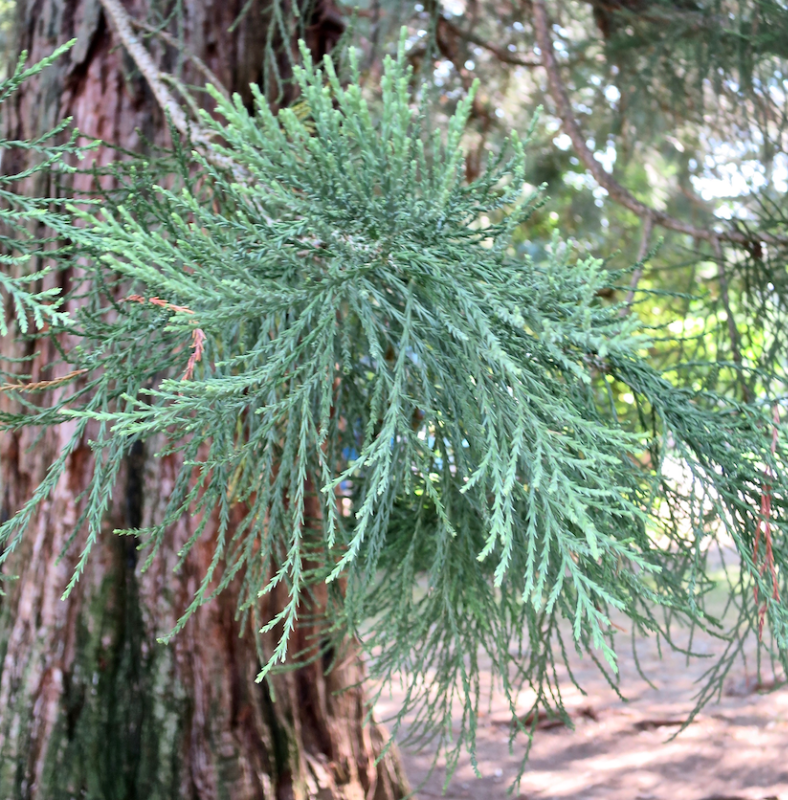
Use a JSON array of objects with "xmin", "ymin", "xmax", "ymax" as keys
[
  {"xmin": 710, "ymin": 236, "xmax": 753, "ymax": 403},
  {"xmin": 0, "ymin": 369, "xmax": 87, "ymax": 393},
  {"xmin": 621, "ymin": 211, "xmax": 654, "ymax": 313},
  {"xmin": 530, "ymin": 0, "xmax": 787, "ymax": 248},
  {"xmin": 161, "ymin": 73, "xmax": 205, "ymax": 123},
  {"xmin": 441, "ymin": 17, "xmax": 541, "ymax": 68},
  {"xmin": 98, "ymin": 0, "xmax": 191, "ymax": 139},
  {"xmin": 98, "ymin": 0, "xmax": 242, "ymax": 175}
]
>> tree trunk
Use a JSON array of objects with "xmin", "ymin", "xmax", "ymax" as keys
[{"xmin": 0, "ymin": 2, "xmax": 410, "ymax": 798}]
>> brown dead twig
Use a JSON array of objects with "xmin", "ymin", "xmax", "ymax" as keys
[
  {"xmin": 753, "ymin": 404, "xmax": 781, "ymax": 638},
  {"xmin": 126, "ymin": 295, "xmax": 205, "ymax": 381},
  {"xmin": 0, "ymin": 369, "xmax": 88, "ymax": 394},
  {"xmin": 182, "ymin": 328, "xmax": 206, "ymax": 381}
]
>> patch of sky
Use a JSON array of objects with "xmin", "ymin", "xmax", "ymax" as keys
[
  {"xmin": 442, "ymin": 0, "xmax": 466, "ymax": 14},
  {"xmin": 434, "ymin": 59, "xmax": 454, "ymax": 87},
  {"xmin": 691, "ymin": 146, "xmax": 788, "ymax": 205}
]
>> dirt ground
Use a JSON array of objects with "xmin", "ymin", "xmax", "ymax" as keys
[{"xmin": 380, "ymin": 614, "xmax": 788, "ymax": 800}]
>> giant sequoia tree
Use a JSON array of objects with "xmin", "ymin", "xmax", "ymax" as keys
[{"xmin": 1, "ymin": 1, "xmax": 788, "ymax": 799}]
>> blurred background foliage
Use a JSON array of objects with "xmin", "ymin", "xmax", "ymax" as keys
[{"xmin": 0, "ymin": 0, "xmax": 14, "ymax": 74}]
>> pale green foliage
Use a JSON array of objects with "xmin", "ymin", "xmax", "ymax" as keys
[{"xmin": 2, "ymin": 38, "xmax": 788, "ymax": 780}]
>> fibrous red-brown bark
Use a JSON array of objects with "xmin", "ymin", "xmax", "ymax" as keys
[{"xmin": 0, "ymin": 2, "xmax": 410, "ymax": 797}]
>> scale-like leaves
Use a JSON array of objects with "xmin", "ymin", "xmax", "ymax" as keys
[{"xmin": 1, "ymin": 37, "xmax": 787, "ymax": 778}]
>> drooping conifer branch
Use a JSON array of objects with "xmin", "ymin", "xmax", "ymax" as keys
[{"xmin": 4, "ymin": 30, "xmax": 788, "ymax": 788}]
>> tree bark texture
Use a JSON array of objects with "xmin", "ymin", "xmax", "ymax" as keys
[{"xmin": 0, "ymin": 2, "xmax": 410, "ymax": 798}]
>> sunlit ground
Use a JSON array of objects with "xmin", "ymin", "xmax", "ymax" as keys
[{"xmin": 377, "ymin": 551, "xmax": 788, "ymax": 800}]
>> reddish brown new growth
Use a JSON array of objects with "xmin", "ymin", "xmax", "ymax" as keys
[
  {"xmin": 126, "ymin": 294, "xmax": 205, "ymax": 382},
  {"xmin": 182, "ymin": 327, "xmax": 206, "ymax": 381},
  {"xmin": 126, "ymin": 294, "xmax": 195, "ymax": 314},
  {"xmin": 754, "ymin": 405, "xmax": 781, "ymax": 639}
]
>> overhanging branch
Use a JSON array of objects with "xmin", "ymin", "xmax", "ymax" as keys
[
  {"xmin": 99, "ymin": 0, "xmax": 192, "ymax": 138},
  {"xmin": 531, "ymin": 0, "xmax": 787, "ymax": 248},
  {"xmin": 441, "ymin": 17, "xmax": 542, "ymax": 68}
]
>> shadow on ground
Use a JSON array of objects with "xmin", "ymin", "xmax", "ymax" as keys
[{"xmin": 379, "ymin": 610, "xmax": 788, "ymax": 800}]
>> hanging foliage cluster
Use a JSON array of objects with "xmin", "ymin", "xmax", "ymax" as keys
[{"xmin": 1, "ymin": 35, "xmax": 787, "ymax": 776}]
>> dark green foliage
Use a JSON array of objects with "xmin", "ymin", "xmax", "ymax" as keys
[
  {"xmin": 0, "ymin": 41, "xmax": 87, "ymax": 337},
  {"xmin": 2, "ymin": 35, "xmax": 788, "ymax": 782}
]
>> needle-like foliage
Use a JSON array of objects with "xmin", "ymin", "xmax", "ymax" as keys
[
  {"xmin": 0, "ymin": 41, "xmax": 87, "ymax": 337},
  {"xmin": 2, "ymin": 36, "xmax": 787, "ymax": 780}
]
